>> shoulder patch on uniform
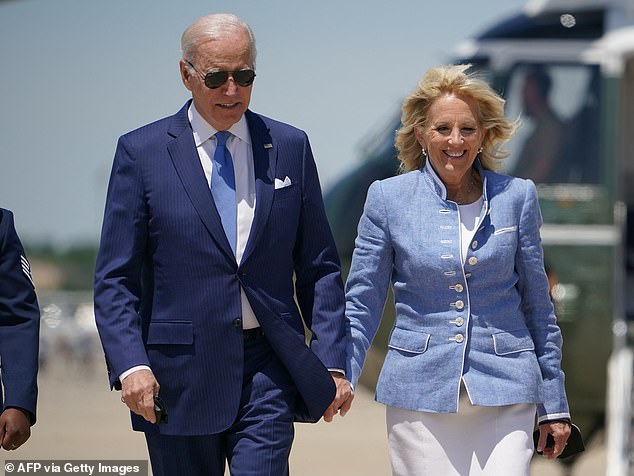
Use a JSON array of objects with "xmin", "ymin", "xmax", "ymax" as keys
[{"xmin": 20, "ymin": 254, "xmax": 35, "ymax": 288}]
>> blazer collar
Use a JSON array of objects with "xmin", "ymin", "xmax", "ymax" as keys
[
  {"xmin": 421, "ymin": 158, "xmax": 490, "ymax": 205},
  {"xmin": 241, "ymin": 109, "xmax": 276, "ymax": 263},
  {"xmin": 166, "ymin": 100, "xmax": 237, "ymax": 262}
]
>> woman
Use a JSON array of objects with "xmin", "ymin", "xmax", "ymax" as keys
[{"xmin": 345, "ymin": 64, "xmax": 571, "ymax": 475}]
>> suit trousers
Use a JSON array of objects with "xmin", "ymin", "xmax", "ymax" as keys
[
  {"xmin": 146, "ymin": 332, "xmax": 297, "ymax": 476},
  {"xmin": 386, "ymin": 384, "xmax": 535, "ymax": 476}
]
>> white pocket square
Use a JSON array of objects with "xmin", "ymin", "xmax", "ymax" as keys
[{"xmin": 274, "ymin": 176, "xmax": 292, "ymax": 189}]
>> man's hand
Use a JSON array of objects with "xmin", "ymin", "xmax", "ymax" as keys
[
  {"xmin": 323, "ymin": 372, "xmax": 354, "ymax": 423},
  {"xmin": 121, "ymin": 369, "xmax": 160, "ymax": 424},
  {"xmin": 537, "ymin": 421, "xmax": 571, "ymax": 459},
  {"xmin": 0, "ymin": 408, "xmax": 31, "ymax": 450}
]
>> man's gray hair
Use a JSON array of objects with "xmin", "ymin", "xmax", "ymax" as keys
[{"xmin": 181, "ymin": 13, "xmax": 257, "ymax": 69}]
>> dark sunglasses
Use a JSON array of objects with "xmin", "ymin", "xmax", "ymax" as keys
[{"xmin": 186, "ymin": 60, "xmax": 256, "ymax": 89}]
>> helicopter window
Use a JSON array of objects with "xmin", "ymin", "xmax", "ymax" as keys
[{"xmin": 501, "ymin": 64, "xmax": 601, "ymax": 184}]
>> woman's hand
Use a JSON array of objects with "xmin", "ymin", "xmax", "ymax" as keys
[{"xmin": 537, "ymin": 420, "xmax": 571, "ymax": 459}]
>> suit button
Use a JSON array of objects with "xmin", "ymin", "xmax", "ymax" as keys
[
  {"xmin": 454, "ymin": 317, "xmax": 464, "ymax": 327},
  {"xmin": 471, "ymin": 240, "xmax": 478, "ymax": 249},
  {"xmin": 454, "ymin": 334, "xmax": 465, "ymax": 343},
  {"xmin": 454, "ymin": 300, "xmax": 464, "ymax": 310},
  {"xmin": 233, "ymin": 318, "xmax": 242, "ymax": 328},
  {"xmin": 455, "ymin": 284, "xmax": 464, "ymax": 293},
  {"xmin": 468, "ymin": 257, "xmax": 478, "ymax": 266}
]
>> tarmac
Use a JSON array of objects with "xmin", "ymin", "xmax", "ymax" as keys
[{"xmin": 7, "ymin": 350, "xmax": 606, "ymax": 475}]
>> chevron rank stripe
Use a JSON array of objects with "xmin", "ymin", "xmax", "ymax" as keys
[{"xmin": 20, "ymin": 254, "xmax": 35, "ymax": 287}]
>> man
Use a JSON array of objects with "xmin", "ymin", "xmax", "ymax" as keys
[
  {"xmin": 514, "ymin": 66, "xmax": 564, "ymax": 183},
  {"xmin": 0, "ymin": 208, "xmax": 39, "ymax": 451},
  {"xmin": 94, "ymin": 13, "xmax": 353, "ymax": 475}
]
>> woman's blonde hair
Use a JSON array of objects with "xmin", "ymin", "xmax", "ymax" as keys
[{"xmin": 395, "ymin": 64, "xmax": 518, "ymax": 173}]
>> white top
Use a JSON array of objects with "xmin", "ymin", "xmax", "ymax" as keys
[{"xmin": 458, "ymin": 196, "xmax": 484, "ymax": 265}]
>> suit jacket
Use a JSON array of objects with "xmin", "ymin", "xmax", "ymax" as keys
[
  {"xmin": 346, "ymin": 162, "xmax": 570, "ymax": 422},
  {"xmin": 94, "ymin": 103, "xmax": 346, "ymax": 435},
  {"xmin": 0, "ymin": 208, "xmax": 39, "ymax": 424}
]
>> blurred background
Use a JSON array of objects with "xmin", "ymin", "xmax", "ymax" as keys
[
  {"xmin": 0, "ymin": 0, "xmax": 526, "ymax": 246},
  {"xmin": 3, "ymin": 0, "xmax": 634, "ymax": 474}
]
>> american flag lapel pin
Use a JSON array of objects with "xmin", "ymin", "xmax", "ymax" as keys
[{"xmin": 264, "ymin": 143, "xmax": 273, "ymax": 149}]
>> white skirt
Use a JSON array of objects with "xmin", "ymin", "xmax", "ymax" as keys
[{"xmin": 386, "ymin": 385, "xmax": 536, "ymax": 476}]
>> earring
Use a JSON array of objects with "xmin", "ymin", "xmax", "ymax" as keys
[
  {"xmin": 422, "ymin": 147, "xmax": 427, "ymax": 157},
  {"xmin": 478, "ymin": 147, "xmax": 483, "ymax": 153}
]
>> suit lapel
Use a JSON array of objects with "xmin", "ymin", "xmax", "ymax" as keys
[
  {"xmin": 242, "ymin": 110, "xmax": 276, "ymax": 262},
  {"xmin": 166, "ymin": 102, "xmax": 236, "ymax": 262}
]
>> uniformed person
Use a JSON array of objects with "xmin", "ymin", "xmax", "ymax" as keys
[{"xmin": 0, "ymin": 208, "xmax": 40, "ymax": 450}]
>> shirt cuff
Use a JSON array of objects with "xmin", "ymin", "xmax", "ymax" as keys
[
  {"xmin": 327, "ymin": 368, "xmax": 346, "ymax": 376},
  {"xmin": 120, "ymin": 365, "xmax": 152, "ymax": 382}
]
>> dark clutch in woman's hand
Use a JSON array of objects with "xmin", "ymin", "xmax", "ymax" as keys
[{"xmin": 533, "ymin": 423, "xmax": 585, "ymax": 459}]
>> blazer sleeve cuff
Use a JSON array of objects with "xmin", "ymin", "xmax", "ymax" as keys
[{"xmin": 538, "ymin": 412, "xmax": 571, "ymax": 424}]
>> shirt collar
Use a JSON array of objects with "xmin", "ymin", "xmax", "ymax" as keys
[{"xmin": 188, "ymin": 103, "xmax": 251, "ymax": 147}]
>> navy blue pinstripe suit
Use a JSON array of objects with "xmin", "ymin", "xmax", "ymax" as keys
[{"xmin": 94, "ymin": 102, "xmax": 346, "ymax": 472}]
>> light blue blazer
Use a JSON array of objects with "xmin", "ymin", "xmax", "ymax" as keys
[{"xmin": 345, "ymin": 162, "xmax": 570, "ymax": 422}]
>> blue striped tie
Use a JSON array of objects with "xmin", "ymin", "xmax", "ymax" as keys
[{"xmin": 211, "ymin": 131, "xmax": 236, "ymax": 254}]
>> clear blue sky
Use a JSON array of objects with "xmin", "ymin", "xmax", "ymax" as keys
[{"xmin": 0, "ymin": 0, "xmax": 527, "ymax": 245}]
